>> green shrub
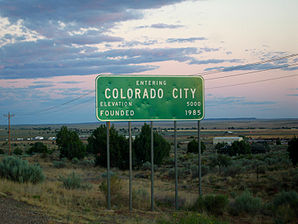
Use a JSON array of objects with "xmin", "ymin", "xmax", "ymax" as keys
[
  {"xmin": 229, "ymin": 140, "xmax": 251, "ymax": 156},
  {"xmin": 192, "ymin": 194, "xmax": 228, "ymax": 216},
  {"xmin": 168, "ymin": 167, "xmax": 189, "ymax": 179},
  {"xmin": 0, "ymin": 148, "xmax": 4, "ymax": 154},
  {"xmin": 155, "ymin": 194, "xmax": 175, "ymax": 207},
  {"xmin": 218, "ymin": 140, "xmax": 251, "ymax": 156},
  {"xmin": 190, "ymin": 164, "xmax": 209, "ymax": 178},
  {"xmin": 288, "ymin": 137, "xmax": 298, "ymax": 167},
  {"xmin": 222, "ymin": 163, "xmax": 242, "ymax": 177},
  {"xmin": 187, "ymin": 139, "xmax": 206, "ymax": 154},
  {"xmin": 134, "ymin": 123, "xmax": 170, "ymax": 166},
  {"xmin": 132, "ymin": 188, "xmax": 150, "ymax": 208},
  {"xmin": 78, "ymin": 159, "xmax": 95, "ymax": 167},
  {"xmin": 87, "ymin": 125, "xmax": 128, "ymax": 169},
  {"xmin": 192, "ymin": 196, "xmax": 204, "ymax": 213},
  {"xmin": 71, "ymin": 157, "xmax": 79, "ymax": 164},
  {"xmin": 141, "ymin": 161, "xmax": 152, "ymax": 170},
  {"xmin": 101, "ymin": 171, "xmax": 115, "ymax": 178},
  {"xmin": 52, "ymin": 160, "xmax": 66, "ymax": 168},
  {"xmin": 26, "ymin": 142, "xmax": 48, "ymax": 154},
  {"xmin": 155, "ymin": 193, "xmax": 186, "ymax": 208},
  {"xmin": 59, "ymin": 172, "xmax": 91, "ymax": 190},
  {"xmin": 228, "ymin": 191, "xmax": 262, "ymax": 216},
  {"xmin": 271, "ymin": 191, "xmax": 298, "ymax": 224},
  {"xmin": 209, "ymin": 154, "xmax": 232, "ymax": 173},
  {"xmin": 56, "ymin": 126, "xmax": 86, "ymax": 160},
  {"xmin": 0, "ymin": 156, "xmax": 45, "ymax": 184},
  {"xmin": 204, "ymin": 194, "xmax": 229, "ymax": 216},
  {"xmin": 251, "ymin": 143, "xmax": 269, "ymax": 154},
  {"xmin": 99, "ymin": 175, "xmax": 123, "ymax": 204},
  {"xmin": 13, "ymin": 147, "xmax": 23, "ymax": 155},
  {"xmin": 157, "ymin": 212, "xmax": 227, "ymax": 224}
]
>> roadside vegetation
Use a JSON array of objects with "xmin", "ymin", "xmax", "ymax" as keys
[{"xmin": 0, "ymin": 123, "xmax": 297, "ymax": 223}]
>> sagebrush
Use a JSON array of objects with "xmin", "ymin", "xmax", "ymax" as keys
[{"xmin": 0, "ymin": 156, "xmax": 45, "ymax": 184}]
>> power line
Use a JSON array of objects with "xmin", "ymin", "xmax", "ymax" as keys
[
  {"xmin": 207, "ymin": 73, "xmax": 298, "ymax": 89},
  {"xmin": 198, "ymin": 53, "xmax": 298, "ymax": 77},
  {"xmin": 205, "ymin": 63, "xmax": 298, "ymax": 81},
  {"xmin": 21, "ymin": 90, "xmax": 95, "ymax": 116},
  {"xmin": 42, "ymin": 97, "xmax": 94, "ymax": 114},
  {"xmin": 116, "ymin": 53, "xmax": 297, "ymax": 77}
]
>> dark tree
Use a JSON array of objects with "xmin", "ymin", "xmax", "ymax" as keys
[
  {"xmin": 187, "ymin": 139, "xmax": 206, "ymax": 154},
  {"xmin": 251, "ymin": 142, "xmax": 269, "ymax": 154},
  {"xmin": 133, "ymin": 123, "xmax": 170, "ymax": 167},
  {"xmin": 27, "ymin": 142, "xmax": 48, "ymax": 154},
  {"xmin": 56, "ymin": 126, "xmax": 85, "ymax": 160},
  {"xmin": 209, "ymin": 154, "xmax": 232, "ymax": 174},
  {"xmin": 229, "ymin": 140, "xmax": 251, "ymax": 156},
  {"xmin": 288, "ymin": 137, "xmax": 298, "ymax": 167},
  {"xmin": 87, "ymin": 125, "xmax": 129, "ymax": 170}
]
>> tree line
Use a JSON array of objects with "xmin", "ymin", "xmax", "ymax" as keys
[
  {"xmin": 55, "ymin": 124, "xmax": 298, "ymax": 169},
  {"xmin": 56, "ymin": 124, "xmax": 171, "ymax": 169}
]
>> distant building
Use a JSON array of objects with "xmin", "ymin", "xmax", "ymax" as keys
[
  {"xmin": 213, "ymin": 137, "xmax": 243, "ymax": 145},
  {"xmin": 17, "ymin": 138, "xmax": 23, "ymax": 141},
  {"xmin": 48, "ymin": 137, "xmax": 56, "ymax": 141},
  {"xmin": 35, "ymin": 136, "xmax": 44, "ymax": 140},
  {"xmin": 125, "ymin": 136, "xmax": 136, "ymax": 140}
]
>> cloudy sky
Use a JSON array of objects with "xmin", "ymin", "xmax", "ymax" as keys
[{"xmin": 0, "ymin": 0, "xmax": 297, "ymax": 124}]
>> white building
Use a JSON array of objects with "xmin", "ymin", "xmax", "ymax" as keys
[
  {"xmin": 35, "ymin": 136, "xmax": 44, "ymax": 140},
  {"xmin": 213, "ymin": 137, "xmax": 243, "ymax": 145}
]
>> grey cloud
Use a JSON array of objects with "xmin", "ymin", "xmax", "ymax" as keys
[
  {"xmin": 58, "ymin": 81, "xmax": 81, "ymax": 84},
  {"xmin": 33, "ymin": 81, "xmax": 54, "ymax": 84},
  {"xmin": 151, "ymin": 23, "xmax": 184, "ymax": 29},
  {"xmin": 137, "ymin": 23, "xmax": 184, "ymax": 29},
  {"xmin": 57, "ymin": 34, "xmax": 123, "ymax": 46},
  {"xmin": 0, "ymin": 0, "xmax": 186, "ymax": 32},
  {"xmin": 190, "ymin": 59, "xmax": 241, "ymax": 65},
  {"xmin": 119, "ymin": 40, "xmax": 158, "ymax": 47},
  {"xmin": 28, "ymin": 84, "xmax": 55, "ymax": 89},
  {"xmin": 199, "ymin": 47, "xmax": 219, "ymax": 52},
  {"xmin": 0, "ymin": 46, "xmax": 197, "ymax": 78},
  {"xmin": 167, "ymin": 37, "xmax": 206, "ymax": 43},
  {"xmin": 206, "ymin": 96, "xmax": 276, "ymax": 107}
]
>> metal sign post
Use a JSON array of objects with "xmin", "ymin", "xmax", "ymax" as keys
[
  {"xmin": 174, "ymin": 121, "xmax": 178, "ymax": 210},
  {"xmin": 151, "ymin": 121, "xmax": 154, "ymax": 211},
  {"xmin": 198, "ymin": 120, "xmax": 202, "ymax": 196},
  {"xmin": 106, "ymin": 121, "xmax": 111, "ymax": 209},
  {"xmin": 129, "ymin": 121, "xmax": 132, "ymax": 212}
]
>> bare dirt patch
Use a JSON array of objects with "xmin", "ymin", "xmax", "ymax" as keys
[{"xmin": 0, "ymin": 195, "xmax": 52, "ymax": 224}]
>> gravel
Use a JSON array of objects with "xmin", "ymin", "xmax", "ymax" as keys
[{"xmin": 0, "ymin": 196, "xmax": 50, "ymax": 224}]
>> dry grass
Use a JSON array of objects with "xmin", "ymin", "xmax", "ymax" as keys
[
  {"xmin": 0, "ymin": 157, "xmax": 191, "ymax": 223},
  {"xmin": 1, "ymin": 120, "xmax": 297, "ymax": 223},
  {"xmin": 0, "ymin": 178, "xmax": 106, "ymax": 223}
]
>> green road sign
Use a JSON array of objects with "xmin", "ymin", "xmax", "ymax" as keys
[{"xmin": 96, "ymin": 75, "xmax": 204, "ymax": 121}]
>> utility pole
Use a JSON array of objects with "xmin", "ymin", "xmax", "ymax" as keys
[{"xmin": 3, "ymin": 112, "xmax": 14, "ymax": 155}]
